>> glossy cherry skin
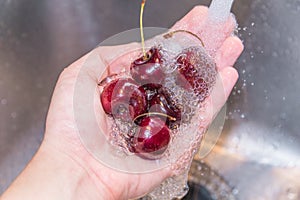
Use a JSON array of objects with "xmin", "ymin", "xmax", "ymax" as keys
[
  {"xmin": 149, "ymin": 92, "xmax": 181, "ymax": 128},
  {"xmin": 142, "ymin": 83, "xmax": 163, "ymax": 102},
  {"xmin": 131, "ymin": 116, "xmax": 171, "ymax": 159},
  {"xmin": 100, "ymin": 78, "xmax": 147, "ymax": 121},
  {"xmin": 130, "ymin": 47, "xmax": 165, "ymax": 85},
  {"xmin": 175, "ymin": 49, "xmax": 209, "ymax": 99}
]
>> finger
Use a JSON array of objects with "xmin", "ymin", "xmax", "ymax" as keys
[
  {"xmin": 214, "ymin": 66, "xmax": 239, "ymax": 106},
  {"xmin": 201, "ymin": 67, "xmax": 238, "ymax": 125},
  {"xmin": 171, "ymin": 6, "xmax": 209, "ymax": 32},
  {"xmin": 171, "ymin": 6, "xmax": 237, "ymax": 56},
  {"xmin": 199, "ymin": 15, "xmax": 237, "ymax": 56},
  {"xmin": 215, "ymin": 36, "xmax": 244, "ymax": 70}
]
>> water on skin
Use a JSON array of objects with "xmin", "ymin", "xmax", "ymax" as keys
[{"xmin": 194, "ymin": 0, "xmax": 237, "ymax": 57}]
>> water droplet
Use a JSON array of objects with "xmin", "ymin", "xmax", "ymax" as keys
[
  {"xmin": 282, "ymin": 96, "xmax": 286, "ymax": 101},
  {"xmin": 197, "ymin": 165, "xmax": 202, "ymax": 171},
  {"xmin": 251, "ymin": 82, "xmax": 255, "ymax": 86},
  {"xmin": 232, "ymin": 188, "xmax": 239, "ymax": 195},
  {"xmin": 242, "ymin": 70, "xmax": 246, "ymax": 74},
  {"xmin": 272, "ymin": 51, "xmax": 278, "ymax": 57},
  {"xmin": 231, "ymin": 136, "xmax": 240, "ymax": 150},
  {"xmin": 287, "ymin": 37, "xmax": 293, "ymax": 43},
  {"xmin": 36, "ymin": 83, "xmax": 43, "ymax": 89},
  {"xmin": 240, "ymin": 114, "xmax": 245, "ymax": 119},
  {"xmin": 12, "ymin": 124, "xmax": 17, "ymax": 131},
  {"xmin": 286, "ymin": 187, "xmax": 298, "ymax": 200},
  {"xmin": 280, "ymin": 113, "xmax": 287, "ymax": 120},
  {"xmin": 11, "ymin": 112, "xmax": 17, "ymax": 118},
  {"xmin": 21, "ymin": 32, "xmax": 28, "ymax": 38},
  {"xmin": 1, "ymin": 99, "xmax": 7, "ymax": 105},
  {"xmin": 251, "ymin": 22, "xmax": 255, "ymax": 26}
]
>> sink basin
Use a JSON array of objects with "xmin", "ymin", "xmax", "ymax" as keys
[
  {"xmin": 200, "ymin": 0, "xmax": 300, "ymax": 199},
  {"xmin": 1, "ymin": 0, "xmax": 299, "ymax": 199}
]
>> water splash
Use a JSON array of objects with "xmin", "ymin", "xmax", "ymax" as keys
[{"xmin": 199, "ymin": 0, "xmax": 237, "ymax": 56}]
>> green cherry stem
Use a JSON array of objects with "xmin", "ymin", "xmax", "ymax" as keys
[
  {"xmin": 140, "ymin": 0, "xmax": 147, "ymax": 59},
  {"xmin": 163, "ymin": 29, "xmax": 205, "ymax": 47},
  {"xmin": 134, "ymin": 112, "xmax": 177, "ymax": 122}
]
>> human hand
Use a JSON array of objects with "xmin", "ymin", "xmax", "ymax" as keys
[{"xmin": 1, "ymin": 6, "xmax": 243, "ymax": 200}]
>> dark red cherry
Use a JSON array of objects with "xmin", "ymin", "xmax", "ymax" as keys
[
  {"xmin": 98, "ymin": 73, "xmax": 118, "ymax": 87},
  {"xmin": 100, "ymin": 80, "xmax": 117, "ymax": 115},
  {"xmin": 131, "ymin": 116, "xmax": 170, "ymax": 159},
  {"xmin": 175, "ymin": 47, "xmax": 210, "ymax": 100},
  {"xmin": 142, "ymin": 83, "xmax": 163, "ymax": 102},
  {"xmin": 100, "ymin": 78, "xmax": 147, "ymax": 121},
  {"xmin": 130, "ymin": 47, "xmax": 165, "ymax": 85},
  {"xmin": 142, "ymin": 83, "xmax": 162, "ymax": 91},
  {"xmin": 149, "ymin": 92, "xmax": 181, "ymax": 129}
]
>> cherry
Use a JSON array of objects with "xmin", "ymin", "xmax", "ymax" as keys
[
  {"xmin": 131, "ymin": 116, "xmax": 170, "ymax": 159},
  {"xmin": 130, "ymin": 47, "xmax": 166, "ymax": 85},
  {"xmin": 175, "ymin": 47, "xmax": 210, "ymax": 100},
  {"xmin": 142, "ymin": 83, "xmax": 162, "ymax": 91},
  {"xmin": 100, "ymin": 78, "xmax": 147, "ymax": 121},
  {"xmin": 100, "ymin": 80, "xmax": 117, "ymax": 115},
  {"xmin": 142, "ymin": 83, "xmax": 162, "ymax": 102},
  {"xmin": 98, "ymin": 73, "xmax": 118, "ymax": 87},
  {"xmin": 148, "ymin": 91, "xmax": 181, "ymax": 129}
]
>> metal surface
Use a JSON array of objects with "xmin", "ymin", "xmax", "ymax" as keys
[{"xmin": 1, "ymin": 0, "xmax": 300, "ymax": 199}]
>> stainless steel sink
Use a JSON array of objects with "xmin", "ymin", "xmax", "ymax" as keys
[
  {"xmin": 201, "ymin": 0, "xmax": 300, "ymax": 199},
  {"xmin": 1, "ymin": 0, "xmax": 300, "ymax": 199}
]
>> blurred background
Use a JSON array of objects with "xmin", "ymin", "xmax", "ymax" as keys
[{"xmin": 1, "ymin": 0, "xmax": 300, "ymax": 199}]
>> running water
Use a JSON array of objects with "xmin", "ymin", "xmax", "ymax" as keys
[
  {"xmin": 208, "ymin": 0, "xmax": 235, "ymax": 22},
  {"xmin": 199, "ymin": 0, "xmax": 236, "ymax": 57}
]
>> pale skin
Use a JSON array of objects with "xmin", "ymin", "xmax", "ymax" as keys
[{"xmin": 1, "ymin": 6, "xmax": 243, "ymax": 200}]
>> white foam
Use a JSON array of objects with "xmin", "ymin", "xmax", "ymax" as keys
[{"xmin": 208, "ymin": 0, "xmax": 234, "ymax": 22}]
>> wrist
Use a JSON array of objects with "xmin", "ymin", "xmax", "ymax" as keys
[{"xmin": 1, "ymin": 141, "xmax": 111, "ymax": 200}]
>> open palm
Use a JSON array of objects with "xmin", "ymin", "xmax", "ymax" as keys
[{"xmin": 44, "ymin": 6, "xmax": 243, "ymax": 200}]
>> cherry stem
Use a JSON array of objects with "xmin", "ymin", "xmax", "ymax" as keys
[
  {"xmin": 134, "ymin": 112, "xmax": 177, "ymax": 122},
  {"xmin": 140, "ymin": 0, "xmax": 147, "ymax": 59},
  {"xmin": 163, "ymin": 30, "xmax": 205, "ymax": 47}
]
